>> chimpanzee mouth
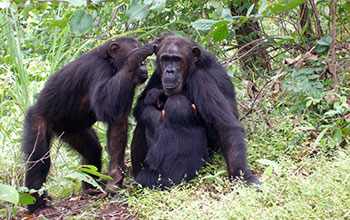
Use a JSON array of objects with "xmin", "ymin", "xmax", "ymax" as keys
[{"xmin": 163, "ymin": 82, "xmax": 181, "ymax": 94}]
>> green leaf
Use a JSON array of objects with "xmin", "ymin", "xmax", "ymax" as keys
[
  {"xmin": 213, "ymin": 24, "xmax": 228, "ymax": 42},
  {"xmin": 221, "ymin": 8, "xmax": 234, "ymax": 22},
  {"xmin": 246, "ymin": 4, "xmax": 255, "ymax": 16},
  {"xmin": 66, "ymin": 171, "xmax": 105, "ymax": 193},
  {"xmin": 126, "ymin": 3, "xmax": 149, "ymax": 21},
  {"xmin": 192, "ymin": 19, "xmax": 218, "ymax": 30},
  {"xmin": 67, "ymin": 0, "xmax": 86, "ymax": 7},
  {"xmin": 271, "ymin": 0, "xmax": 306, "ymax": 13},
  {"xmin": 311, "ymin": 127, "xmax": 329, "ymax": 148},
  {"xmin": 77, "ymin": 165, "xmax": 112, "ymax": 180},
  {"xmin": 69, "ymin": 10, "xmax": 93, "ymax": 35},
  {"xmin": 334, "ymin": 128, "xmax": 343, "ymax": 145},
  {"xmin": 258, "ymin": 0, "xmax": 268, "ymax": 14},
  {"xmin": 315, "ymin": 34, "xmax": 332, "ymax": 55},
  {"xmin": 19, "ymin": 193, "xmax": 35, "ymax": 205},
  {"xmin": 257, "ymin": 159, "xmax": 281, "ymax": 176},
  {"xmin": 0, "ymin": 184, "xmax": 19, "ymax": 205},
  {"xmin": 149, "ymin": 0, "xmax": 166, "ymax": 12}
]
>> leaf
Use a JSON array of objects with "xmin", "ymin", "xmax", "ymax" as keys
[
  {"xmin": 246, "ymin": 4, "xmax": 255, "ymax": 16},
  {"xmin": 66, "ymin": 171, "xmax": 105, "ymax": 193},
  {"xmin": 67, "ymin": 0, "xmax": 85, "ymax": 7},
  {"xmin": 126, "ymin": 3, "xmax": 148, "ymax": 21},
  {"xmin": 221, "ymin": 8, "xmax": 234, "ymax": 22},
  {"xmin": 192, "ymin": 19, "xmax": 218, "ymax": 30},
  {"xmin": 256, "ymin": 159, "xmax": 281, "ymax": 176},
  {"xmin": 69, "ymin": 10, "xmax": 93, "ymax": 35},
  {"xmin": 213, "ymin": 24, "xmax": 228, "ymax": 42},
  {"xmin": 146, "ymin": 0, "xmax": 166, "ymax": 12},
  {"xmin": 19, "ymin": 193, "xmax": 35, "ymax": 205},
  {"xmin": 0, "ymin": 184, "xmax": 19, "ymax": 205},
  {"xmin": 311, "ymin": 127, "xmax": 329, "ymax": 148},
  {"xmin": 334, "ymin": 128, "xmax": 343, "ymax": 145},
  {"xmin": 271, "ymin": 0, "xmax": 306, "ymax": 13},
  {"xmin": 77, "ymin": 165, "xmax": 112, "ymax": 180},
  {"xmin": 315, "ymin": 34, "xmax": 332, "ymax": 55},
  {"xmin": 258, "ymin": 0, "xmax": 268, "ymax": 14},
  {"xmin": 262, "ymin": 165, "xmax": 273, "ymax": 180}
]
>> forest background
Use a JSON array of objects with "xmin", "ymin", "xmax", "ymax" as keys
[{"xmin": 0, "ymin": 0, "xmax": 349, "ymax": 219}]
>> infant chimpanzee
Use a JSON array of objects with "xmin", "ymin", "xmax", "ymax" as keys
[{"xmin": 135, "ymin": 88, "xmax": 208, "ymax": 188}]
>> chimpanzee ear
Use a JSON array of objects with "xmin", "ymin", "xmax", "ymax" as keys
[
  {"xmin": 108, "ymin": 42, "xmax": 120, "ymax": 58},
  {"xmin": 192, "ymin": 46, "xmax": 201, "ymax": 62},
  {"xmin": 153, "ymin": 37, "xmax": 164, "ymax": 55}
]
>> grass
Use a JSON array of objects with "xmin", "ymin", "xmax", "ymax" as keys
[{"xmin": 0, "ymin": 7, "xmax": 350, "ymax": 220}]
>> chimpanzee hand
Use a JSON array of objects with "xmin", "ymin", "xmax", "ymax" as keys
[
  {"xmin": 126, "ymin": 43, "xmax": 155, "ymax": 72},
  {"xmin": 144, "ymin": 88, "xmax": 167, "ymax": 110}
]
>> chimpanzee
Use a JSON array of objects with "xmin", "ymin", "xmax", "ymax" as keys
[
  {"xmin": 22, "ymin": 37, "xmax": 155, "ymax": 215},
  {"xmin": 134, "ymin": 88, "xmax": 208, "ymax": 188},
  {"xmin": 131, "ymin": 35, "xmax": 260, "ymax": 186}
]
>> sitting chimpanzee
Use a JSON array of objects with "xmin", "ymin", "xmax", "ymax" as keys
[
  {"xmin": 131, "ymin": 35, "xmax": 260, "ymax": 186},
  {"xmin": 22, "ymin": 37, "xmax": 156, "ymax": 215},
  {"xmin": 134, "ymin": 88, "xmax": 208, "ymax": 188}
]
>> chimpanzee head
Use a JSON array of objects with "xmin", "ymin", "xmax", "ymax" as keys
[
  {"xmin": 154, "ymin": 36, "xmax": 201, "ymax": 95},
  {"xmin": 107, "ymin": 37, "xmax": 148, "ymax": 84}
]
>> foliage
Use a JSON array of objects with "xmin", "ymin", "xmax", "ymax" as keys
[{"xmin": 0, "ymin": 0, "xmax": 349, "ymax": 218}]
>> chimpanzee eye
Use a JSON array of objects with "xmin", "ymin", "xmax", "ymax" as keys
[{"xmin": 139, "ymin": 61, "xmax": 145, "ymax": 66}]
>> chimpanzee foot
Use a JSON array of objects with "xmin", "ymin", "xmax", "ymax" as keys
[
  {"xmin": 105, "ymin": 170, "xmax": 124, "ymax": 194},
  {"xmin": 31, "ymin": 205, "xmax": 57, "ymax": 217}
]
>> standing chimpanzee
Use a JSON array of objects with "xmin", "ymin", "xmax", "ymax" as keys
[
  {"xmin": 134, "ymin": 88, "xmax": 208, "ymax": 188},
  {"xmin": 131, "ymin": 35, "xmax": 260, "ymax": 186},
  {"xmin": 22, "ymin": 37, "xmax": 155, "ymax": 215}
]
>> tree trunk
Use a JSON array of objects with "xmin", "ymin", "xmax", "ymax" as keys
[{"xmin": 230, "ymin": 3, "xmax": 270, "ymax": 79}]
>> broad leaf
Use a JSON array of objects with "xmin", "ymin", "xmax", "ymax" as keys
[
  {"xmin": 126, "ymin": 3, "xmax": 148, "ymax": 21},
  {"xmin": 0, "ymin": 184, "xmax": 19, "ymax": 205},
  {"xmin": 213, "ymin": 24, "xmax": 228, "ymax": 42},
  {"xmin": 19, "ymin": 193, "xmax": 35, "ymax": 205},
  {"xmin": 271, "ymin": 0, "xmax": 306, "ymax": 13},
  {"xmin": 67, "ymin": 0, "xmax": 85, "ymax": 7},
  {"xmin": 192, "ymin": 19, "xmax": 218, "ymax": 30},
  {"xmin": 69, "ymin": 10, "xmax": 93, "ymax": 35}
]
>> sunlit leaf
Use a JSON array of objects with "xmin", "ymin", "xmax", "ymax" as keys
[
  {"xmin": 271, "ymin": 0, "xmax": 306, "ymax": 13},
  {"xmin": 0, "ymin": 184, "xmax": 19, "ymax": 205},
  {"xmin": 69, "ymin": 10, "xmax": 93, "ymax": 35},
  {"xmin": 192, "ymin": 19, "xmax": 217, "ymax": 30},
  {"xmin": 213, "ymin": 24, "xmax": 228, "ymax": 42},
  {"xmin": 67, "ymin": 0, "xmax": 85, "ymax": 7}
]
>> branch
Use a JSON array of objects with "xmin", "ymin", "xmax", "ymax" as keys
[
  {"xmin": 100, "ymin": 2, "xmax": 125, "ymax": 40},
  {"xmin": 309, "ymin": 0, "xmax": 323, "ymax": 38},
  {"xmin": 329, "ymin": 0, "xmax": 338, "ymax": 93}
]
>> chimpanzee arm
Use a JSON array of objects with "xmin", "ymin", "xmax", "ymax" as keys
[
  {"xmin": 92, "ymin": 43, "xmax": 154, "ymax": 124},
  {"xmin": 189, "ymin": 67, "xmax": 259, "ymax": 185}
]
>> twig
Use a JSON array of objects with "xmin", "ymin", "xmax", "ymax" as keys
[
  {"xmin": 240, "ymin": 79, "xmax": 272, "ymax": 121},
  {"xmin": 329, "ymin": 0, "xmax": 338, "ymax": 93},
  {"xmin": 100, "ymin": 2, "xmax": 125, "ymax": 40},
  {"xmin": 224, "ymin": 38, "xmax": 266, "ymax": 69}
]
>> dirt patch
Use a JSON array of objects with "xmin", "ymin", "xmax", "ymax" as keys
[{"xmin": 14, "ymin": 193, "xmax": 138, "ymax": 220}]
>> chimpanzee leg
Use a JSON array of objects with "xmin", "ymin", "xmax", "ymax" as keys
[
  {"xmin": 62, "ymin": 128, "xmax": 102, "ymax": 191},
  {"xmin": 23, "ymin": 108, "xmax": 53, "ymax": 214},
  {"xmin": 105, "ymin": 117, "xmax": 128, "ymax": 193},
  {"xmin": 131, "ymin": 123, "xmax": 149, "ymax": 177}
]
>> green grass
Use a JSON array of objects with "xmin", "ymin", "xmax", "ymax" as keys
[{"xmin": 126, "ymin": 150, "xmax": 350, "ymax": 219}]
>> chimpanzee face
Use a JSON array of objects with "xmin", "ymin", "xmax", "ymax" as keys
[
  {"xmin": 108, "ymin": 39, "xmax": 148, "ymax": 85},
  {"xmin": 156, "ymin": 36, "xmax": 201, "ymax": 96},
  {"xmin": 133, "ymin": 60, "xmax": 148, "ymax": 85}
]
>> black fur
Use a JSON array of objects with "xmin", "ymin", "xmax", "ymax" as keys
[
  {"xmin": 135, "ymin": 90, "xmax": 208, "ymax": 188},
  {"xmin": 23, "ymin": 37, "xmax": 154, "ymax": 214},
  {"xmin": 131, "ymin": 35, "xmax": 260, "ymax": 185}
]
